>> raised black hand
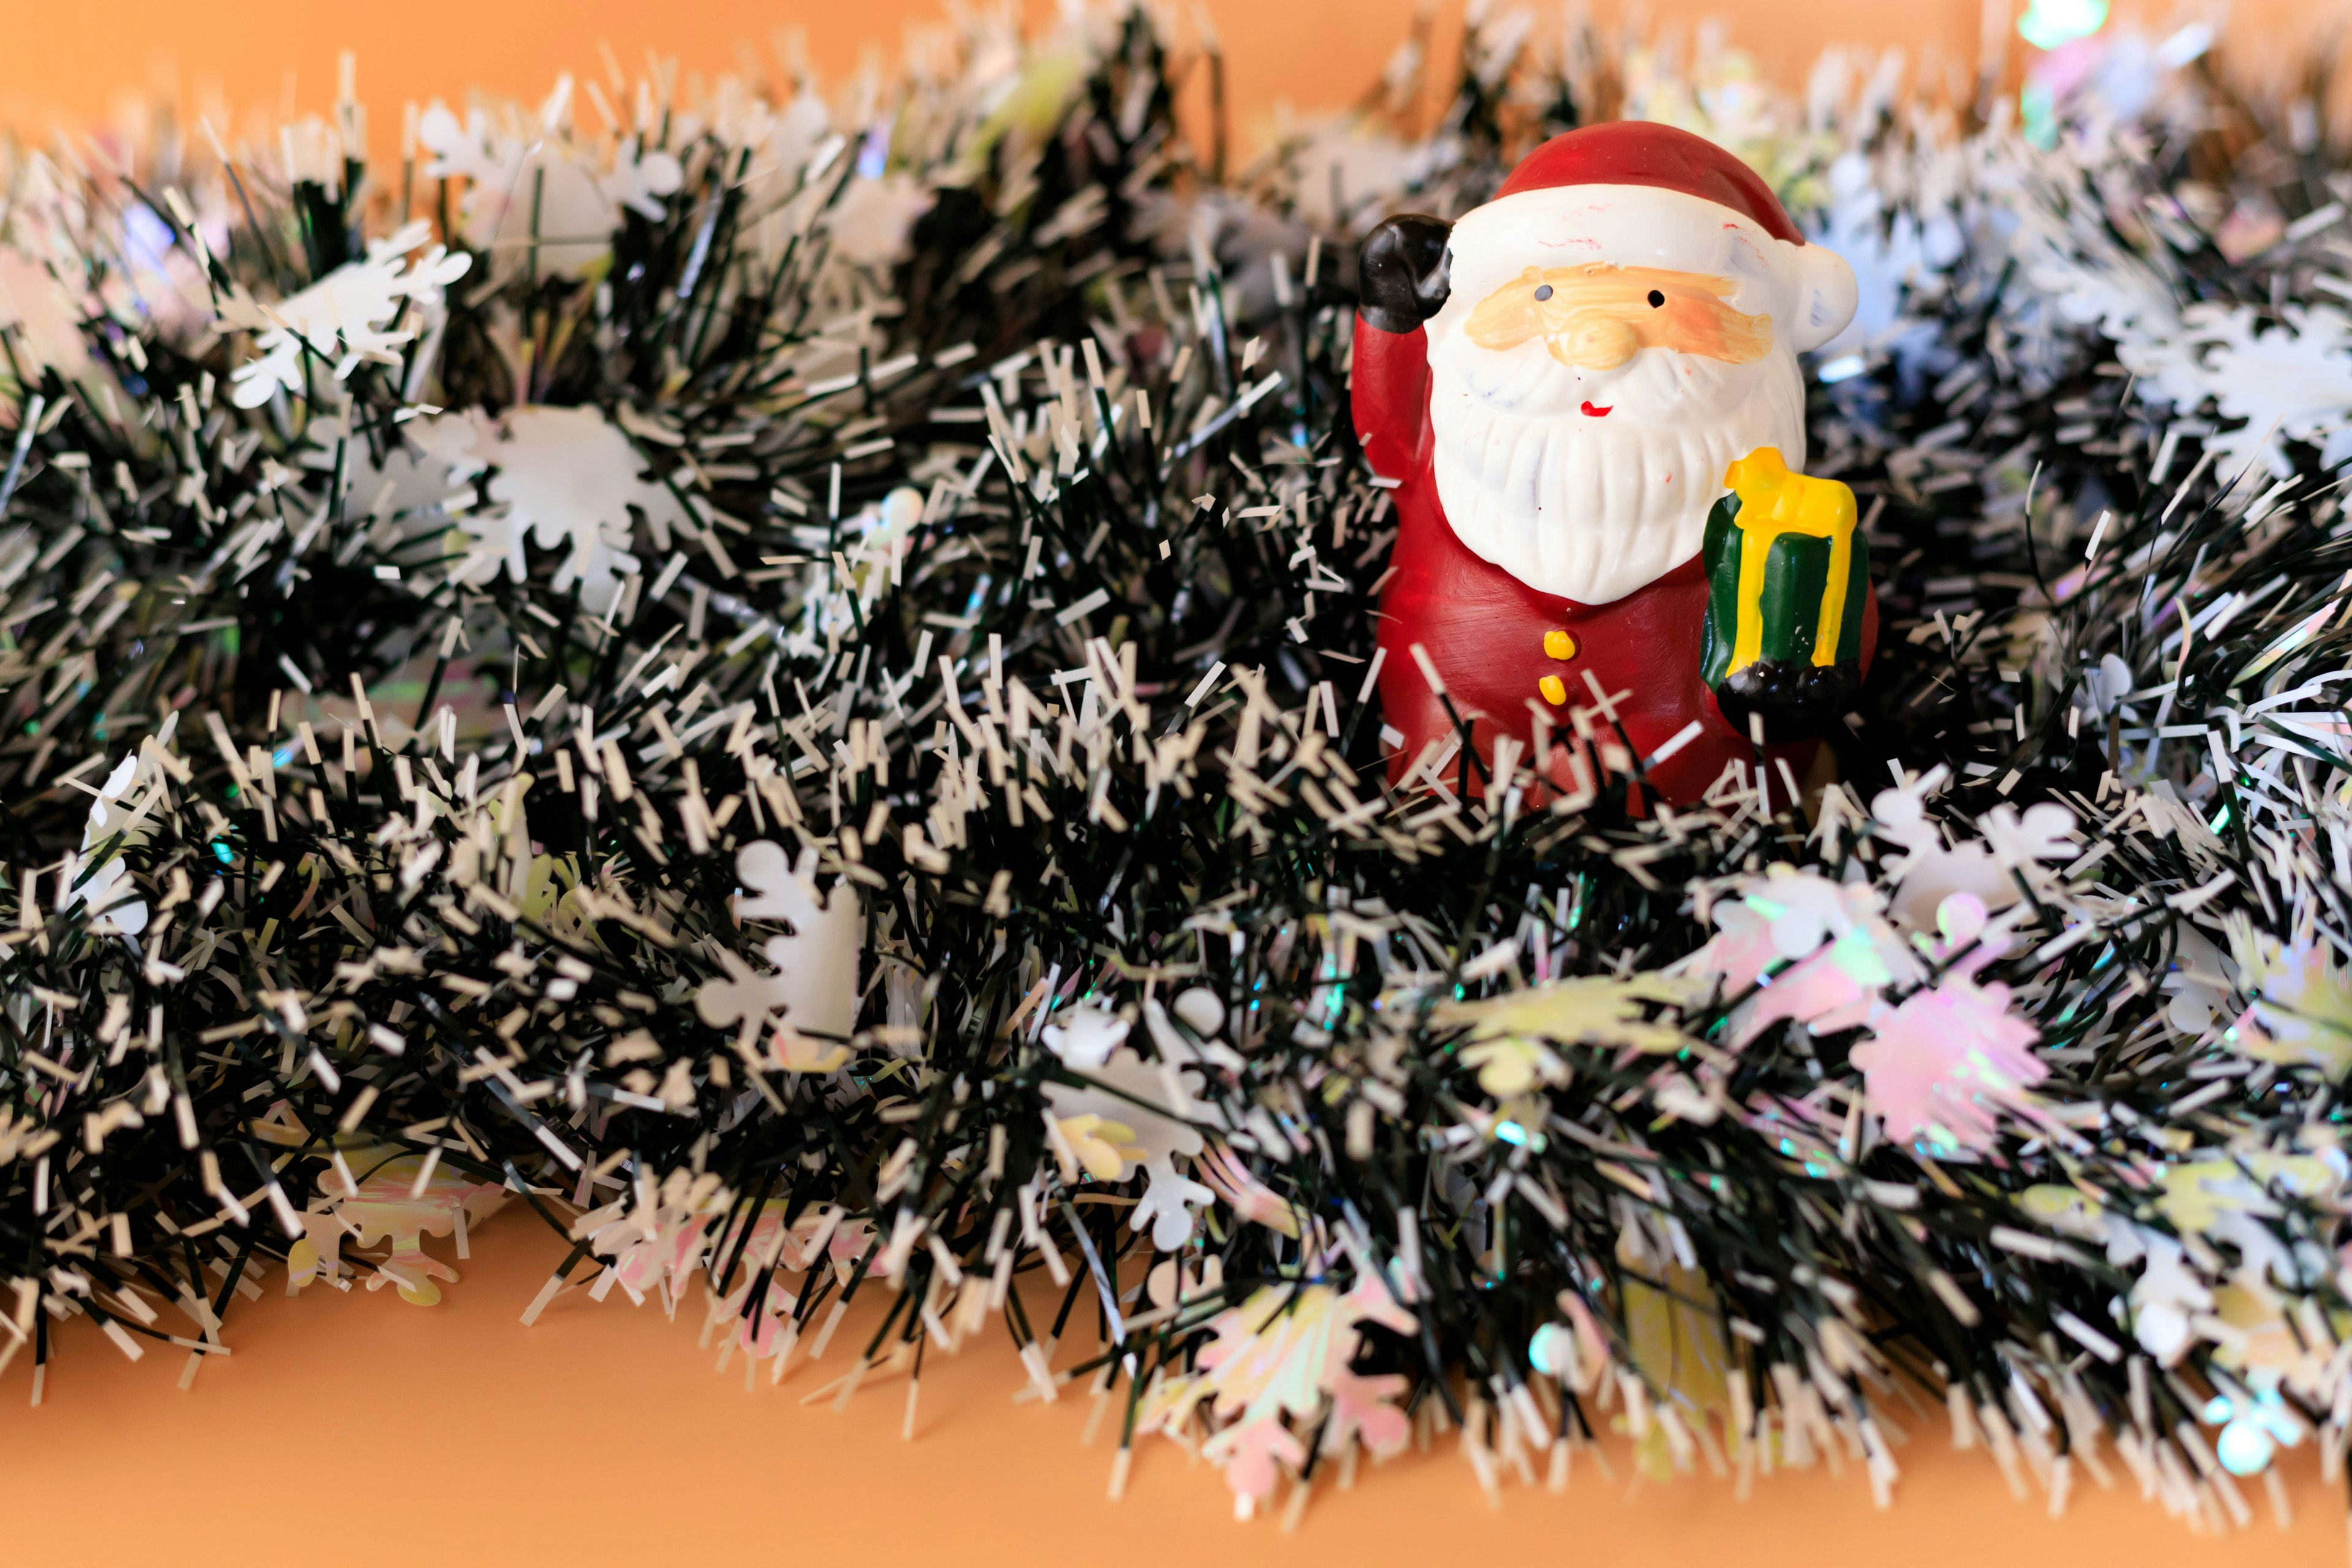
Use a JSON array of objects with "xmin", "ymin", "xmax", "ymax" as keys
[{"xmin": 1357, "ymin": 214, "xmax": 1453, "ymax": 334}]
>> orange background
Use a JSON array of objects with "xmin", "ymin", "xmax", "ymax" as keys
[
  {"xmin": 0, "ymin": 0, "xmax": 2343, "ymax": 147},
  {"xmin": 2, "ymin": 2, "xmax": 2349, "ymax": 1564},
  {"xmin": 2, "ymin": 1209, "xmax": 2340, "ymax": 1567}
]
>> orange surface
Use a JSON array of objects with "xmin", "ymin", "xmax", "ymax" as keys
[
  {"xmin": 1, "ymin": 1207, "xmax": 2340, "ymax": 1567},
  {"xmin": 3, "ymin": 4, "xmax": 2350, "ymax": 1564}
]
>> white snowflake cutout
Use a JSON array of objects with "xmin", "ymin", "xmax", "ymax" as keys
[
  {"xmin": 694, "ymin": 943, "xmax": 797, "ymax": 1035},
  {"xmin": 304, "ymin": 408, "xmax": 486, "ymax": 528},
  {"xmin": 221, "ymin": 221, "xmax": 470, "ymax": 409},
  {"xmin": 1871, "ymin": 771, "xmax": 2052, "ymax": 932},
  {"xmin": 1133, "ymin": 1156, "xmax": 1219, "ymax": 1252},
  {"xmin": 1980, "ymin": 801, "xmax": 2078, "ymax": 872},
  {"xmin": 601, "ymin": 145, "xmax": 685, "ymax": 223},
  {"xmin": 415, "ymin": 96, "xmax": 682, "ymax": 281},
  {"xmin": 1141, "ymin": 993, "xmax": 1247, "ymax": 1074},
  {"xmin": 2121, "ymin": 1232, "xmax": 2213, "ymax": 1360},
  {"xmin": 720, "ymin": 839, "xmax": 865, "ymax": 1044},
  {"xmin": 1043, "ymin": 1047, "xmax": 1210, "ymax": 1248},
  {"xmin": 1042, "ymin": 1003, "xmax": 1128, "ymax": 1068},
  {"xmin": 448, "ymin": 405, "xmax": 691, "ymax": 615},
  {"xmin": 823, "ymin": 173, "xmax": 935, "ymax": 268},
  {"xmin": 2076, "ymin": 652, "xmax": 2136, "ymax": 719},
  {"xmin": 69, "ymin": 751, "xmax": 152, "ymax": 935},
  {"xmin": 2187, "ymin": 301, "xmax": 2352, "ymax": 478}
]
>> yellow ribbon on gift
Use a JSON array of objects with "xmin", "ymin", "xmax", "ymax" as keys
[{"xmin": 1721, "ymin": 447, "xmax": 1858, "ymax": 674}]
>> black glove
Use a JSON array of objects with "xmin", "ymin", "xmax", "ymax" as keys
[
  {"xmin": 1357, "ymin": 214, "xmax": 1453, "ymax": 334},
  {"xmin": 1711, "ymin": 660, "xmax": 1861, "ymax": 746}
]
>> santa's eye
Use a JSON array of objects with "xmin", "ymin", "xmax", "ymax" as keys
[
  {"xmin": 1532, "ymin": 284, "xmax": 1553, "ymax": 301},
  {"xmin": 1646, "ymin": 289, "xmax": 1666, "ymax": 307}
]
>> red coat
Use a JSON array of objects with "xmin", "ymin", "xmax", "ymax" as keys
[{"xmin": 1352, "ymin": 317, "xmax": 1876, "ymax": 809}]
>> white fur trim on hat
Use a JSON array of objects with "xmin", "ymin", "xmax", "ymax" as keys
[{"xmin": 1444, "ymin": 183, "xmax": 1857, "ymax": 353}]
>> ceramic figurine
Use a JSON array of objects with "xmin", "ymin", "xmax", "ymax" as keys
[{"xmin": 1353, "ymin": 121, "xmax": 1874, "ymax": 808}]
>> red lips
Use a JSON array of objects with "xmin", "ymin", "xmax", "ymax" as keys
[{"xmin": 1580, "ymin": 401, "xmax": 1612, "ymax": 417}]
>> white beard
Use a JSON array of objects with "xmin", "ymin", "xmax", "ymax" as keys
[{"xmin": 1425, "ymin": 337, "xmax": 1807, "ymax": 604}]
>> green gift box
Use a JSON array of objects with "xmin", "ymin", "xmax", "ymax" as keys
[{"xmin": 1698, "ymin": 447, "xmax": 1869, "ymax": 741}]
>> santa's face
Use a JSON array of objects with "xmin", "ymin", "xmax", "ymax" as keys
[{"xmin": 1424, "ymin": 183, "xmax": 1855, "ymax": 605}]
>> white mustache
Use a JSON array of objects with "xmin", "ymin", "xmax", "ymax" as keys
[
  {"xmin": 1442, "ymin": 334, "xmax": 1759, "ymax": 421},
  {"xmin": 1426, "ymin": 346, "xmax": 1807, "ymax": 604}
]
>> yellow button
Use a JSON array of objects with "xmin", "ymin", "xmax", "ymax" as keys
[
  {"xmin": 1544, "ymin": 629, "xmax": 1577, "ymax": 660},
  {"xmin": 1538, "ymin": 674, "xmax": 1567, "ymax": 706}
]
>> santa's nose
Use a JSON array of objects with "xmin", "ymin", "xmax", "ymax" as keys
[{"xmin": 1558, "ymin": 314, "xmax": 1639, "ymax": 371}]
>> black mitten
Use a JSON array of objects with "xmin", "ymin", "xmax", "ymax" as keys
[{"xmin": 1357, "ymin": 214, "xmax": 1453, "ymax": 334}]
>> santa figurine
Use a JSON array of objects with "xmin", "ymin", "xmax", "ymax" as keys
[{"xmin": 1353, "ymin": 121, "xmax": 1874, "ymax": 810}]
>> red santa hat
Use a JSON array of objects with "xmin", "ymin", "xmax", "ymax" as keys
[
  {"xmin": 1453, "ymin": 121, "xmax": 1855, "ymax": 354},
  {"xmin": 1495, "ymin": 121, "xmax": 1806, "ymax": 245}
]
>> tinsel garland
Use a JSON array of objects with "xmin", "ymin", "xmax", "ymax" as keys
[{"xmin": 3, "ymin": 3, "xmax": 2352, "ymax": 1528}]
